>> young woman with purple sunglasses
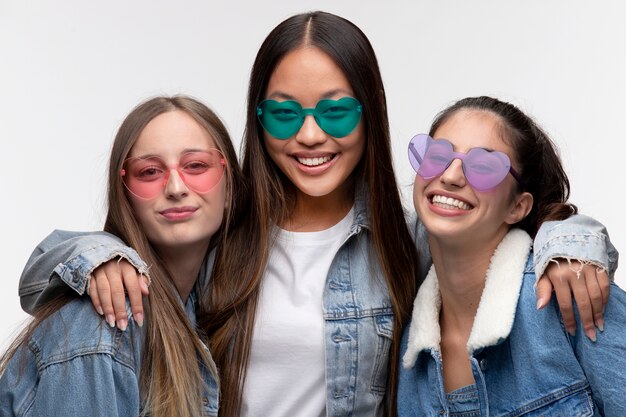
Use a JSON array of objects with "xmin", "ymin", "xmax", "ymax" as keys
[{"xmin": 398, "ymin": 96, "xmax": 625, "ymax": 416}]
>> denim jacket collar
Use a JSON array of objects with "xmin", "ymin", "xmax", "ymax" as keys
[
  {"xmin": 350, "ymin": 181, "xmax": 371, "ymax": 234},
  {"xmin": 403, "ymin": 228, "xmax": 532, "ymax": 368}
]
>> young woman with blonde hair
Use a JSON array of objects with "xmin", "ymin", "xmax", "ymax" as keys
[{"xmin": 1, "ymin": 95, "xmax": 244, "ymax": 417}]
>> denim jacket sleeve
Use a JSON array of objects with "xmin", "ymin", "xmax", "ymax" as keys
[
  {"xmin": 412, "ymin": 212, "xmax": 618, "ymax": 284},
  {"xmin": 19, "ymin": 230, "xmax": 149, "ymax": 314},
  {"xmin": 533, "ymin": 214, "xmax": 619, "ymax": 281}
]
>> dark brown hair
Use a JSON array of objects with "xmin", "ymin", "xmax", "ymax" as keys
[
  {"xmin": 202, "ymin": 11, "xmax": 420, "ymax": 417},
  {"xmin": 429, "ymin": 96, "xmax": 577, "ymax": 236}
]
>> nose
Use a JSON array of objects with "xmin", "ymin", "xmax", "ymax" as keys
[
  {"xmin": 163, "ymin": 169, "xmax": 189, "ymax": 199},
  {"xmin": 439, "ymin": 158, "xmax": 467, "ymax": 188},
  {"xmin": 294, "ymin": 115, "xmax": 327, "ymax": 146}
]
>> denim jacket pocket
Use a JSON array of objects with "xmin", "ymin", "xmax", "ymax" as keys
[
  {"xmin": 370, "ymin": 313, "xmax": 393, "ymax": 395},
  {"xmin": 507, "ymin": 385, "xmax": 593, "ymax": 417}
]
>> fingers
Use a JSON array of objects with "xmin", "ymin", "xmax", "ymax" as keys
[
  {"xmin": 547, "ymin": 270, "xmax": 577, "ymax": 337},
  {"xmin": 92, "ymin": 265, "xmax": 116, "ymax": 328},
  {"xmin": 543, "ymin": 259, "xmax": 610, "ymax": 342},
  {"xmin": 584, "ymin": 267, "xmax": 610, "ymax": 332},
  {"xmin": 120, "ymin": 262, "xmax": 145, "ymax": 328},
  {"xmin": 88, "ymin": 276, "xmax": 104, "ymax": 316},
  {"xmin": 140, "ymin": 274, "xmax": 150, "ymax": 297},
  {"xmin": 90, "ymin": 258, "xmax": 146, "ymax": 331},
  {"xmin": 569, "ymin": 266, "xmax": 596, "ymax": 342},
  {"xmin": 535, "ymin": 276, "xmax": 553, "ymax": 310}
]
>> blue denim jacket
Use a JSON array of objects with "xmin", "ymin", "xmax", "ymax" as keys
[
  {"xmin": 5, "ymin": 237, "xmax": 219, "ymax": 417},
  {"xmin": 16, "ymin": 198, "xmax": 617, "ymax": 416},
  {"xmin": 398, "ymin": 229, "xmax": 626, "ymax": 416}
]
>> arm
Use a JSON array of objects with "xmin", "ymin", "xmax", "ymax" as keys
[
  {"xmin": 534, "ymin": 214, "xmax": 618, "ymax": 340},
  {"xmin": 567, "ymin": 282, "xmax": 626, "ymax": 415},
  {"xmin": 534, "ymin": 214, "xmax": 618, "ymax": 280},
  {"xmin": 19, "ymin": 230, "xmax": 148, "ymax": 325}
]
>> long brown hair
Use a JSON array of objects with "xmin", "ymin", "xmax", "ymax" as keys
[
  {"xmin": 2, "ymin": 95, "xmax": 244, "ymax": 417},
  {"xmin": 429, "ymin": 96, "xmax": 577, "ymax": 235},
  {"xmin": 203, "ymin": 12, "xmax": 420, "ymax": 416}
]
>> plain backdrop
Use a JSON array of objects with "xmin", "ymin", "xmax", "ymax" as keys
[{"xmin": 1, "ymin": 1, "xmax": 624, "ymax": 347}]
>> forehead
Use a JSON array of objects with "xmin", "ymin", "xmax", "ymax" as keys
[
  {"xmin": 130, "ymin": 110, "xmax": 217, "ymax": 158},
  {"xmin": 265, "ymin": 46, "xmax": 354, "ymax": 104},
  {"xmin": 433, "ymin": 110, "xmax": 514, "ymax": 156}
]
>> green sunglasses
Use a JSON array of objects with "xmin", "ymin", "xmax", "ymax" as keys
[{"xmin": 257, "ymin": 97, "xmax": 363, "ymax": 140}]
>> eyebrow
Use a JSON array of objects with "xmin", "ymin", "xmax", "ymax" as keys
[{"xmin": 265, "ymin": 88, "xmax": 354, "ymax": 101}]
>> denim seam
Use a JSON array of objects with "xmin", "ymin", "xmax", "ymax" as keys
[{"xmin": 500, "ymin": 381, "xmax": 591, "ymax": 417}]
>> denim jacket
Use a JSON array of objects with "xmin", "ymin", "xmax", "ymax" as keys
[
  {"xmin": 398, "ymin": 229, "xmax": 626, "ymax": 416},
  {"xmin": 17, "ymin": 197, "xmax": 617, "ymax": 416},
  {"xmin": 5, "ymin": 240, "xmax": 219, "ymax": 417}
]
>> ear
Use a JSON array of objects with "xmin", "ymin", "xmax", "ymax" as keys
[{"xmin": 505, "ymin": 191, "xmax": 533, "ymax": 225}]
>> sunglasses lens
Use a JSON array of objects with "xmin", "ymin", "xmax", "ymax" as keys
[
  {"xmin": 463, "ymin": 148, "xmax": 511, "ymax": 191},
  {"xmin": 257, "ymin": 100, "xmax": 304, "ymax": 140},
  {"xmin": 177, "ymin": 150, "xmax": 226, "ymax": 193},
  {"xmin": 122, "ymin": 156, "xmax": 167, "ymax": 199},
  {"xmin": 122, "ymin": 151, "xmax": 225, "ymax": 199},
  {"xmin": 408, "ymin": 134, "xmax": 454, "ymax": 179},
  {"xmin": 315, "ymin": 97, "xmax": 362, "ymax": 138}
]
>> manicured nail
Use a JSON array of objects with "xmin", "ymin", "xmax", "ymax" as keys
[
  {"xmin": 106, "ymin": 314, "xmax": 116, "ymax": 328},
  {"xmin": 586, "ymin": 328, "xmax": 597, "ymax": 342},
  {"xmin": 596, "ymin": 318, "xmax": 604, "ymax": 332},
  {"xmin": 96, "ymin": 306, "xmax": 104, "ymax": 316},
  {"xmin": 567, "ymin": 326, "xmax": 576, "ymax": 337},
  {"xmin": 135, "ymin": 313, "xmax": 144, "ymax": 328},
  {"xmin": 536, "ymin": 298, "xmax": 546, "ymax": 310},
  {"xmin": 117, "ymin": 319, "xmax": 128, "ymax": 332}
]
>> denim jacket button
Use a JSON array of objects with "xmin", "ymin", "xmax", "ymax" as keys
[
  {"xmin": 479, "ymin": 358, "xmax": 487, "ymax": 371},
  {"xmin": 72, "ymin": 270, "xmax": 81, "ymax": 283}
]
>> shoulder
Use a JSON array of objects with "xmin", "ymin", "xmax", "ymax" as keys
[{"xmin": 29, "ymin": 297, "xmax": 142, "ymax": 372}]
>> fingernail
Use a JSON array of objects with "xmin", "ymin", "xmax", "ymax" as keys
[
  {"xmin": 586, "ymin": 329, "xmax": 597, "ymax": 342},
  {"xmin": 536, "ymin": 298, "xmax": 546, "ymax": 310},
  {"xmin": 118, "ymin": 319, "xmax": 128, "ymax": 332},
  {"xmin": 96, "ymin": 306, "xmax": 104, "ymax": 316},
  {"xmin": 135, "ymin": 313, "xmax": 144, "ymax": 328},
  {"xmin": 567, "ymin": 326, "xmax": 576, "ymax": 337},
  {"xmin": 596, "ymin": 318, "xmax": 604, "ymax": 332},
  {"xmin": 106, "ymin": 314, "xmax": 116, "ymax": 328}
]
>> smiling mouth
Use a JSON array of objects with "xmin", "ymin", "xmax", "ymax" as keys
[
  {"xmin": 430, "ymin": 194, "xmax": 473, "ymax": 210},
  {"xmin": 294, "ymin": 154, "xmax": 336, "ymax": 167}
]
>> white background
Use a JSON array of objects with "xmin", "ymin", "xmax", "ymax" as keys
[{"xmin": 1, "ymin": 1, "xmax": 624, "ymax": 347}]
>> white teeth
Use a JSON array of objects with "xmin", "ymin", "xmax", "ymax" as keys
[
  {"xmin": 297, "ymin": 155, "xmax": 333, "ymax": 166},
  {"xmin": 432, "ymin": 195, "xmax": 471, "ymax": 210}
]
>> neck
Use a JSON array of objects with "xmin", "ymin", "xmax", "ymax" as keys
[
  {"xmin": 429, "ymin": 229, "xmax": 507, "ymax": 337},
  {"xmin": 158, "ymin": 241, "xmax": 209, "ymax": 303},
  {"xmin": 282, "ymin": 179, "xmax": 355, "ymax": 232}
]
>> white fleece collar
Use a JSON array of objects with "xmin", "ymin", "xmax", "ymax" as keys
[{"xmin": 403, "ymin": 229, "xmax": 532, "ymax": 369}]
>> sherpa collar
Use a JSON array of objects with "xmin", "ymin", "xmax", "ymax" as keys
[{"xmin": 403, "ymin": 228, "xmax": 532, "ymax": 369}]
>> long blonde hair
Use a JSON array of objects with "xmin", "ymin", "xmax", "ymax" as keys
[{"xmin": 2, "ymin": 95, "xmax": 244, "ymax": 417}]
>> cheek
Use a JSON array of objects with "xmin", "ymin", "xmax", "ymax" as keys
[
  {"xmin": 128, "ymin": 197, "xmax": 151, "ymax": 228},
  {"xmin": 412, "ymin": 177, "xmax": 429, "ymax": 212}
]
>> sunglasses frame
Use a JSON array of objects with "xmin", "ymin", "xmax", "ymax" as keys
[
  {"xmin": 256, "ymin": 96, "xmax": 363, "ymax": 140},
  {"xmin": 408, "ymin": 134, "xmax": 523, "ymax": 191},
  {"xmin": 120, "ymin": 149, "xmax": 227, "ymax": 200}
]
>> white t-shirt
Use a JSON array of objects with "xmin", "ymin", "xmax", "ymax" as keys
[{"xmin": 241, "ymin": 208, "xmax": 355, "ymax": 417}]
